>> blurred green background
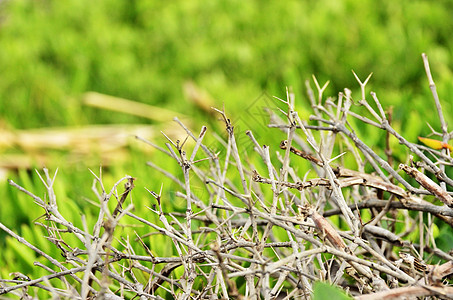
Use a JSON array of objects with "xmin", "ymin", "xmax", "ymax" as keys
[
  {"xmin": 1, "ymin": 0, "xmax": 452, "ymax": 129},
  {"xmin": 1, "ymin": 0, "xmax": 453, "ymax": 295}
]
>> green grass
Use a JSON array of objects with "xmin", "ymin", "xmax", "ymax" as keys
[{"xmin": 1, "ymin": 0, "xmax": 452, "ymax": 129}]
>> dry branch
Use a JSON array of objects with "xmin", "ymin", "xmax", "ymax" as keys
[{"xmin": 2, "ymin": 55, "xmax": 453, "ymax": 299}]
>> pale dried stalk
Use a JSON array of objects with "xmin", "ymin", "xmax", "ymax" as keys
[
  {"xmin": 400, "ymin": 163, "xmax": 453, "ymax": 208},
  {"xmin": 4, "ymin": 57, "xmax": 453, "ymax": 299}
]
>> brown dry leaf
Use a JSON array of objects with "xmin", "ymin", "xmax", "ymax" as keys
[{"xmin": 183, "ymin": 81, "xmax": 217, "ymax": 116}]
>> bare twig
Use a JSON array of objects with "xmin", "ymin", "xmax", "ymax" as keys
[{"xmin": 4, "ymin": 57, "xmax": 453, "ymax": 299}]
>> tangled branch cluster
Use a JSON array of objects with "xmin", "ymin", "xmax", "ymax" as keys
[{"xmin": 1, "ymin": 53, "xmax": 453, "ymax": 299}]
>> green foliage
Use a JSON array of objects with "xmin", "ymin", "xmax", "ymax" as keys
[
  {"xmin": 313, "ymin": 281, "xmax": 352, "ymax": 300},
  {"xmin": 437, "ymin": 224, "xmax": 453, "ymax": 254},
  {"xmin": 0, "ymin": 0, "xmax": 452, "ymax": 130}
]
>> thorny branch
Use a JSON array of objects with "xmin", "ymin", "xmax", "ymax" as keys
[{"xmin": 2, "ymin": 55, "xmax": 453, "ymax": 299}]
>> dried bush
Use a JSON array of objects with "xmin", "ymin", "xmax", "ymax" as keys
[{"xmin": 1, "ymin": 54, "xmax": 453, "ymax": 299}]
